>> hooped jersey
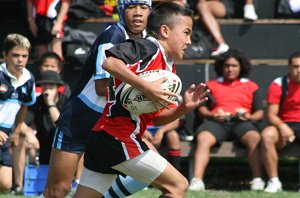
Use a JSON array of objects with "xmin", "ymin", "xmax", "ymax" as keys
[
  {"xmin": 56, "ymin": 23, "xmax": 147, "ymax": 138},
  {"xmin": 92, "ymin": 37, "xmax": 176, "ymax": 146}
]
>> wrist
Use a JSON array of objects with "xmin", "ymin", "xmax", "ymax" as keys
[{"xmin": 47, "ymin": 104, "xmax": 56, "ymax": 109}]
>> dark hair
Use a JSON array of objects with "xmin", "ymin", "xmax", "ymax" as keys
[
  {"xmin": 146, "ymin": 2, "xmax": 193, "ymax": 38},
  {"xmin": 38, "ymin": 52, "xmax": 62, "ymax": 69},
  {"xmin": 288, "ymin": 51, "xmax": 300, "ymax": 65},
  {"xmin": 214, "ymin": 48, "xmax": 252, "ymax": 78}
]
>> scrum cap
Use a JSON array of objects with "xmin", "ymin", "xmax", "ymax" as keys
[{"xmin": 117, "ymin": 0, "xmax": 152, "ymax": 26}]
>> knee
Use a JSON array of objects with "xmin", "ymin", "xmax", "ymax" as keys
[
  {"xmin": 171, "ymin": 176, "xmax": 188, "ymax": 197},
  {"xmin": 261, "ymin": 128, "xmax": 277, "ymax": 145},
  {"xmin": 0, "ymin": 180, "xmax": 12, "ymax": 193},
  {"xmin": 196, "ymin": 132, "xmax": 215, "ymax": 147}
]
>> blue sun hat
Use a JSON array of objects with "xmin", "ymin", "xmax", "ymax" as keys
[{"xmin": 117, "ymin": 0, "xmax": 152, "ymax": 26}]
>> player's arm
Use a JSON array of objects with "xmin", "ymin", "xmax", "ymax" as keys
[
  {"xmin": 14, "ymin": 105, "xmax": 28, "ymax": 135},
  {"xmin": 10, "ymin": 105, "xmax": 28, "ymax": 146},
  {"xmin": 103, "ymin": 57, "xmax": 177, "ymax": 107},
  {"xmin": 94, "ymin": 42, "xmax": 114, "ymax": 96},
  {"xmin": 95, "ymin": 79, "xmax": 109, "ymax": 96},
  {"xmin": 152, "ymin": 83, "xmax": 208, "ymax": 126},
  {"xmin": 52, "ymin": 0, "xmax": 71, "ymax": 35},
  {"xmin": 26, "ymin": 0, "xmax": 37, "ymax": 37},
  {"xmin": 268, "ymin": 103, "xmax": 295, "ymax": 143},
  {"xmin": 267, "ymin": 103, "xmax": 282, "ymax": 127}
]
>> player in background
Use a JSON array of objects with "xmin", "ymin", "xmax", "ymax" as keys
[
  {"xmin": 26, "ymin": 0, "xmax": 71, "ymax": 59},
  {"xmin": 74, "ymin": 3, "xmax": 208, "ymax": 198},
  {"xmin": 41, "ymin": 0, "xmax": 153, "ymax": 197}
]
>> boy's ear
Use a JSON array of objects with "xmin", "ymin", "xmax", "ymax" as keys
[{"xmin": 160, "ymin": 25, "xmax": 169, "ymax": 39}]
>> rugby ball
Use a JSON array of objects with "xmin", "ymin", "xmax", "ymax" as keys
[{"xmin": 120, "ymin": 70, "xmax": 182, "ymax": 114}]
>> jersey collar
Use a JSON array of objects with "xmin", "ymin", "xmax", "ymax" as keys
[{"xmin": 0, "ymin": 62, "xmax": 32, "ymax": 88}]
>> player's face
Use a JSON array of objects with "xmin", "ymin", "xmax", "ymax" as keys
[
  {"xmin": 289, "ymin": 57, "xmax": 300, "ymax": 83},
  {"xmin": 39, "ymin": 58, "xmax": 61, "ymax": 73},
  {"xmin": 166, "ymin": 15, "xmax": 192, "ymax": 60},
  {"xmin": 222, "ymin": 57, "xmax": 241, "ymax": 81},
  {"xmin": 124, "ymin": 4, "xmax": 149, "ymax": 35},
  {"xmin": 3, "ymin": 46, "xmax": 29, "ymax": 78}
]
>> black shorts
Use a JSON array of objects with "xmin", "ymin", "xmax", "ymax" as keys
[
  {"xmin": 195, "ymin": 119, "xmax": 260, "ymax": 144},
  {"xmin": 35, "ymin": 14, "xmax": 64, "ymax": 44},
  {"xmin": 0, "ymin": 140, "xmax": 12, "ymax": 167},
  {"xmin": 84, "ymin": 131, "xmax": 149, "ymax": 175}
]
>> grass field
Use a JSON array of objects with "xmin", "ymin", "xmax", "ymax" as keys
[{"xmin": 1, "ymin": 189, "xmax": 300, "ymax": 198}]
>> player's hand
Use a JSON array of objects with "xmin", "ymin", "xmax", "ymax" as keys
[
  {"xmin": 181, "ymin": 83, "xmax": 209, "ymax": 111},
  {"xmin": 52, "ymin": 23, "xmax": 62, "ymax": 37},
  {"xmin": 142, "ymin": 77, "xmax": 177, "ymax": 111},
  {"xmin": 43, "ymin": 88, "xmax": 57, "ymax": 106},
  {"xmin": 0, "ymin": 131, "xmax": 8, "ymax": 146}
]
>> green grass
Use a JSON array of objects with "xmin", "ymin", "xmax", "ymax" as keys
[
  {"xmin": 128, "ymin": 189, "xmax": 300, "ymax": 198},
  {"xmin": 2, "ymin": 189, "xmax": 299, "ymax": 198}
]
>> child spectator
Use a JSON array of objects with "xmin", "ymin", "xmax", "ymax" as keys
[{"xmin": 0, "ymin": 34, "xmax": 35, "ymax": 193}]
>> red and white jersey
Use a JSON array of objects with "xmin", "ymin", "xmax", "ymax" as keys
[
  {"xmin": 267, "ymin": 76, "xmax": 300, "ymax": 122},
  {"xmin": 28, "ymin": 0, "xmax": 69, "ymax": 18},
  {"xmin": 92, "ymin": 37, "xmax": 176, "ymax": 158},
  {"xmin": 206, "ymin": 77, "xmax": 263, "ymax": 114}
]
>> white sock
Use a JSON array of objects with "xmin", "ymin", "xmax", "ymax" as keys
[{"xmin": 270, "ymin": 177, "xmax": 280, "ymax": 182}]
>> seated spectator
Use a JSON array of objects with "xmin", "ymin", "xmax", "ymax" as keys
[
  {"xmin": 11, "ymin": 71, "xmax": 68, "ymax": 194},
  {"xmin": 0, "ymin": 34, "xmax": 35, "ymax": 193},
  {"xmin": 28, "ymin": 71, "xmax": 69, "ymax": 163},
  {"xmin": 244, "ymin": 0, "xmax": 258, "ymax": 20},
  {"xmin": 261, "ymin": 51, "xmax": 300, "ymax": 193},
  {"xmin": 195, "ymin": 0, "xmax": 229, "ymax": 57},
  {"xmin": 188, "ymin": 48, "xmax": 265, "ymax": 191},
  {"xmin": 144, "ymin": 119, "xmax": 182, "ymax": 171}
]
